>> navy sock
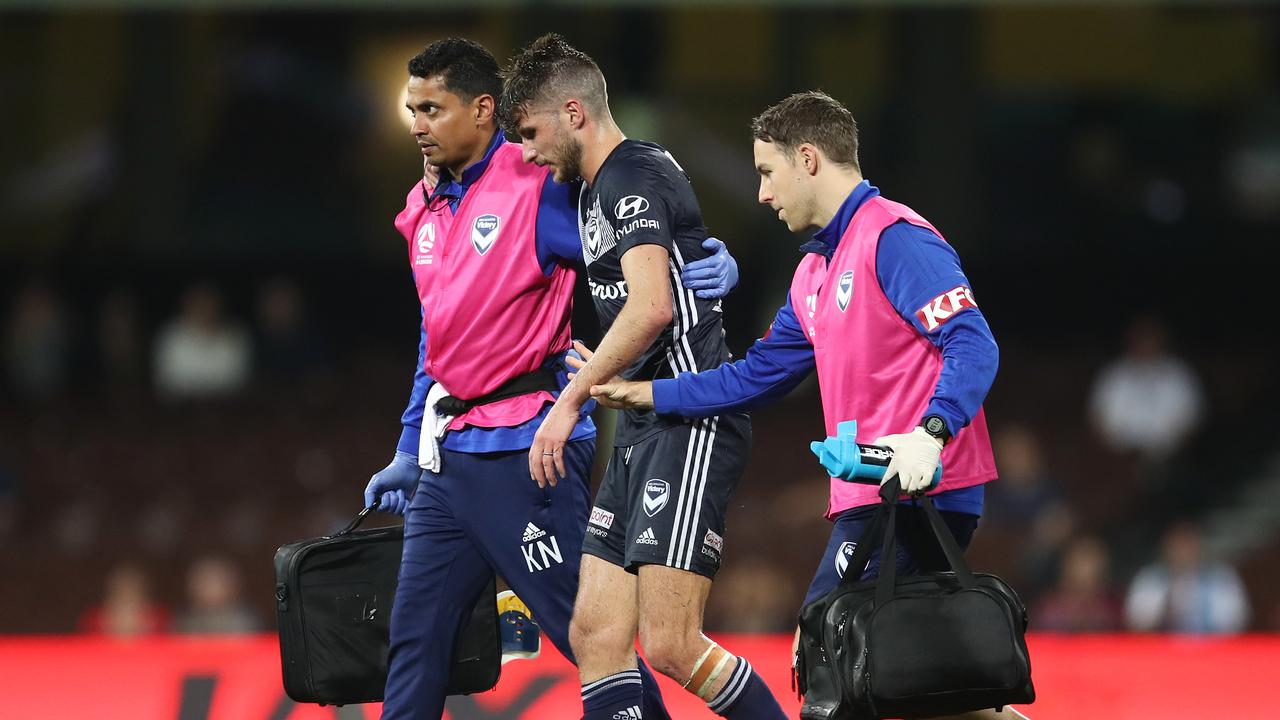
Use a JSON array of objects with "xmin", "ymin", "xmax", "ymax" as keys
[
  {"xmin": 582, "ymin": 669, "xmax": 645, "ymax": 719},
  {"xmin": 707, "ymin": 657, "xmax": 786, "ymax": 719}
]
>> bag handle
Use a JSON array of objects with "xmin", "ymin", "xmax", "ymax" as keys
[
  {"xmin": 332, "ymin": 506, "xmax": 376, "ymax": 538},
  {"xmin": 873, "ymin": 478, "xmax": 980, "ymax": 606},
  {"xmin": 874, "ymin": 499, "xmax": 900, "ymax": 607},
  {"xmin": 920, "ymin": 492, "xmax": 977, "ymax": 587},
  {"xmin": 836, "ymin": 496, "xmax": 891, "ymax": 590},
  {"xmin": 835, "ymin": 476, "xmax": 979, "ymax": 600}
]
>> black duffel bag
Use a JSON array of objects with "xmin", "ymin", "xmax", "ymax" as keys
[
  {"xmin": 796, "ymin": 478, "xmax": 1034, "ymax": 719},
  {"xmin": 275, "ymin": 507, "xmax": 501, "ymax": 705}
]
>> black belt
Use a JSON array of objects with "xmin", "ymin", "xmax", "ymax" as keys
[{"xmin": 435, "ymin": 367, "xmax": 561, "ymax": 416}]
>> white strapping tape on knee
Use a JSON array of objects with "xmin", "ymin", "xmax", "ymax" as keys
[
  {"xmin": 683, "ymin": 644, "xmax": 716, "ymax": 689},
  {"xmin": 685, "ymin": 643, "xmax": 734, "ymax": 701}
]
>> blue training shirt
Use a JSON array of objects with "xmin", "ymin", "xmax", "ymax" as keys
[
  {"xmin": 651, "ymin": 181, "xmax": 996, "ymax": 516},
  {"xmin": 396, "ymin": 130, "xmax": 595, "ymax": 456}
]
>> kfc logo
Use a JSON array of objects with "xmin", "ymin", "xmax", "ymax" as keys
[{"xmin": 916, "ymin": 285, "xmax": 977, "ymax": 331}]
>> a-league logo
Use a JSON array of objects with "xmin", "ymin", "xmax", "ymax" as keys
[
  {"xmin": 472, "ymin": 214, "xmax": 500, "ymax": 255},
  {"xmin": 643, "ymin": 479, "xmax": 669, "ymax": 517},
  {"xmin": 836, "ymin": 271, "xmax": 853, "ymax": 312}
]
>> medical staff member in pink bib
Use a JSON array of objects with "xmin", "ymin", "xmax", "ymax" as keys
[
  {"xmin": 587, "ymin": 91, "xmax": 1021, "ymax": 720},
  {"xmin": 362, "ymin": 38, "xmax": 736, "ymax": 720}
]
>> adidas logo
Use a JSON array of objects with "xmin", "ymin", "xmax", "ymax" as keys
[
  {"xmin": 635, "ymin": 527, "xmax": 659, "ymax": 546},
  {"xmin": 612, "ymin": 706, "xmax": 642, "ymax": 719},
  {"xmin": 522, "ymin": 522, "xmax": 547, "ymax": 543}
]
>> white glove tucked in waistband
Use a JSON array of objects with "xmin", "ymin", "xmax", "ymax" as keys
[{"xmin": 418, "ymin": 382, "xmax": 457, "ymax": 473}]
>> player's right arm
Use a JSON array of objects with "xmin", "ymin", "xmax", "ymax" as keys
[
  {"xmin": 529, "ymin": 243, "xmax": 673, "ymax": 486},
  {"xmin": 589, "ymin": 300, "xmax": 815, "ymax": 416}
]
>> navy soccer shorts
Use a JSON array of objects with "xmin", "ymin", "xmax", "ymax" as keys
[{"xmin": 582, "ymin": 414, "xmax": 750, "ymax": 579}]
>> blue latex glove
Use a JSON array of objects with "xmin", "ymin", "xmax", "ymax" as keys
[
  {"xmin": 364, "ymin": 450, "xmax": 422, "ymax": 516},
  {"xmin": 809, "ymin": 420, "xmax": 942, "ymax": 491},
  {"xmin": 681, "ymin": 237, "xmax": 739, "ymax": 299}
]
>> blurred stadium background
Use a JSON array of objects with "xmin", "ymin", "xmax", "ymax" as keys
[{"xmin": 2, "ymin": 0, "xmax": 1279, "ymax": 717}]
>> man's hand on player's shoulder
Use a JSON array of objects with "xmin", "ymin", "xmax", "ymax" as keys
[{"xmin": 681, "ymin": 237, "xmax": 740, "ymax": 299}]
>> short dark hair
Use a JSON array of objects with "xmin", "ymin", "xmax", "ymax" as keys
[
  {"xmin": 407, "ymin": 37, "xmax": 501, "ymax": 102},
  {"xmin": 751, "ymin": 91, "xmax": 860, "ymax": 170},
  {"xmin": 497, "ymin": 33, "xmax": 608, "ymax": 133}
]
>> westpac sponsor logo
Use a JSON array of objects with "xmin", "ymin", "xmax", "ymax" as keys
[
  {"xmin": 614, "ymin": 195, "xmax": 650, "ymax": 220},
  {"xmin": 643, "ymin": 479, "xmax": 669, "ymax": 517},
  {"xmin": 916, "ymin": 285, "xmax": 977, "ymax": 331},
  {"xmin": 589, "ymin": 507, "xmax": 615, "ymax": 530},
  {"xmin": 471, "ymin": 214, "xmax": 500, "ymax": 255},
  {"xmin": 836, "ymin": 271, "xmax": 853, "ymax": 311},
  {"xmin": 589, "ymin": 278, "xmax": 629, "ymax": 300}
]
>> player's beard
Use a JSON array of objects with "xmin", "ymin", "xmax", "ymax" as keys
[{"xmin": 549, "ymin": 127, "xmax": 583, "ymax": 183}]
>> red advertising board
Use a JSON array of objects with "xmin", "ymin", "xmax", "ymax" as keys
[{"xmin": 0, "ymin": 634, "xmax": 1275, "ymax": 718}]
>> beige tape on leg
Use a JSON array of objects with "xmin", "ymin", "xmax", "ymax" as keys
[{"xmin": 683, "ymin": 643, "xmax": 734, "ymax": 701}]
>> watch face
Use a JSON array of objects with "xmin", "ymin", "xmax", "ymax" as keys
[{"xmin": 925, "ymin": 416, "xmax": 947, "ymax": 436}]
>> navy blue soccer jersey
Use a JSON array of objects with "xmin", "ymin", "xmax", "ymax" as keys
[{"xmin": 577, "ymin": 139, "xmax": 732, "ymax": 445}]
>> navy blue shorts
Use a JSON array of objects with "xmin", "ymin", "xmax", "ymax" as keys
[
  {"xmin": 582, "ymin": 414, "xmax": 751, "ymax": 579},
  {"xmin": 802, "ymin": 502, "xmax": 980, "ymax": 607}
]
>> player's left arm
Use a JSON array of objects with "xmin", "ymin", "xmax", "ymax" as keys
[{"xmin": 871, "ymin": 221, "xmax": 999, "ymax": 492}]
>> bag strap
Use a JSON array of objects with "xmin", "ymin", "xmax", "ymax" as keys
[
  {"xmin": 836, "ymin": 496, "xmax": 892, "ymax": 590},
  {"xmin": 920, "ymin": 493, "xmax": 977, "ymax": 587},
  {"xmin": 874, "ymin": 499, "xmax": 900, "ymax": 608},
  {"xmin": 332, "ymin": 506, "xmax": 375, "ymax": 537}
]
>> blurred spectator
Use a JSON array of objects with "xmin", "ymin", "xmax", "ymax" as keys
[
  {"xmin": 986, "ymin": 424, "xmax": 1060, "ymax": 525},
  {"xmin": 153, "ymin": 284, "xmax": 252, "ymax": 399},
  {"xmin": 96, "ymin": 289, "xmax": 145, "ymax": 388},
  {"xmin": 705, "ymin": 558, "xmax": 797, "ymax": 633},
  {"xmin": 174, "ymin": 555, "xmax": 261, "ymax": 634},
  {"xmin": 984, "ymin": 424, "xmax": 1073, "ymax": 594},
  {"xmin": 1089, "ymin": 316, "xmax": 1204, "ymax": 463},
  {"xmin": 2, "ymin": 281, "xmax": 70, "ymax": 399},
  {"xmin": 54, "ymin": 496, "xmax": 104, "ymax": 557},
  {"xmin": 1225, "ymin": 102, "xmax": 1280, "ymax": 223},
  {"xmin": 0, "ymin": 459, "xmax": 16, "ymax": 539},
  {"xmin": 1125, "ymin": 521, "xmax": 1250, "ymax": 634},
  {"xmin": 254, "ymin": 276, "xmax": 325, "ymax": 380},
  {"xmin": 79, "ymin": 563, "xmax": 170, "ymax": 637},
  {"xmin": 1032, "ymin": 535, "xmax": 1123, "ymax": 633}
]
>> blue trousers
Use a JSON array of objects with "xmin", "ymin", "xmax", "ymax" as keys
[{"xmin": 381, "ymin": 440, "xmax": 669, "ymax": 719}]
